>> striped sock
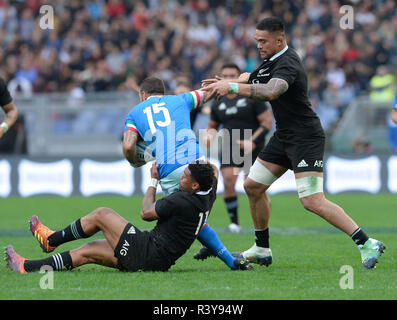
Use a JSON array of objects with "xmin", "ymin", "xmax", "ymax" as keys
[
  {"xmin": 48, "ymin": 219, "xmax": 89, "ymax": 247},
  {"xmin": 225, "ymin": 196, "xmax": 239, "ymax": 225},
  {"xmin": 350, "ymin": 227, "xmax": 369, "ymax": 246},
  {"xmin": 24, "ymin": 251, "xmax": 73, "ymax": 272}
]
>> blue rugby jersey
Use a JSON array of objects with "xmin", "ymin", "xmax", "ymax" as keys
[{"xmin": 124, "ymin": 90, "xmax": 205, "ymax": 178}]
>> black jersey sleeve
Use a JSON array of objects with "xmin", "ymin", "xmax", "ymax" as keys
[
  {"xmin": 271, "ymin": 57, "xmax": 298, "ymax": 86},
  {"xmin": 155, "ymin": 196, "xmax": 178, "ymax": 219},
  {"xmin": 209, "ymin": 101, "xmax": 221, "ymax": 123},
  {"xmin": 0, "ymin": 78, "xmax": 12, "ymax": 107},
  {"xmin": 252, "ymin": 100, "xmax": 269, "ymax": 116}
]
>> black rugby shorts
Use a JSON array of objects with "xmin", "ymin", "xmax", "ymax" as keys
[
  {"xmin": 258, "ymin": 132, "xmax": 325, "ymax": 173},
  {"xmin": 114, "ymin": 223, "xmax": 169, "ymax": 272}
]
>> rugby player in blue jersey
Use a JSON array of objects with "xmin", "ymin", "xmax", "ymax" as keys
[{"xmin": 122, "ymin": 77, "xmax": 251, "ymax": 270}]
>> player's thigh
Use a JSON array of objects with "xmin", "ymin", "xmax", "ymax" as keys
[
  {"xmin": 94, "ymin": 208, "xmax": 129, "ymax": 250},
  {"xmin": 245, "ymin": 157, "xmax": 287, "ymax": 191},
  {"xmin": 70, "ymin": 239, "xmax": 118, "ymax": 268}
]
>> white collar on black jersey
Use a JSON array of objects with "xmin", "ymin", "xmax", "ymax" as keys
[
  {"xmin": 266, "ymin": 45, "xmax": 289, "ymax": 62},
  {"xmin": 196, "ymin": 188, "xmax": 212, "ymax": 195}
]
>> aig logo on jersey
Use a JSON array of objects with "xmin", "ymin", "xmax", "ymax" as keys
[
  {"xmin": 314, "ymin": 160, "xmax": 323, "ymax": 168},
  {"xmin": 297, "ymin": 159, "xmax": 323, "ymax": 168},
  {"xmin": 120, "ymin": 240, "xmax": 130, "ymax": 256}
]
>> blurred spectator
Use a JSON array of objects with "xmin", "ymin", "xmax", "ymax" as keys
[
  {"xmin": 326, "ymin": 60, "xmax": 346, "ymax": 89},
  {"xmin": 0, "ymin": 0, "xmax": 394, "ymax": 134},
  {"xmin": 8, "ymin": 77, "xmax": 32, "ymax": 98},
  {"xmin": 369, "ymin": 65, "xmax": 395, "ymax": 103},
  {"xmin": 351, "ymin": 138, "xmax": 373, "ymax": 154}
]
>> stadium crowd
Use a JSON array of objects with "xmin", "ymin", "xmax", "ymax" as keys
[{"xmin": 0, "ymin": 0, "xmax": 396, "ymax": 131}]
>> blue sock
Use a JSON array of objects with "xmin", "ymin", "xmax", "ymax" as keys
[{"xmin": 198, "ymin": 223, "xmax": 236, "ymax": 269}]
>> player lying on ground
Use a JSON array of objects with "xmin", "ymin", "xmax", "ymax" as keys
[
  {"xmin": 122, "ymin": 77, "xmax": 251, "ymax": 270},
  {"xmin": 201, "ymin": 16, "xmax": 386, "ymax": 269},
  {"xmin": 5, "ymin": 161, "xmax": 253, "ymax": 273}
]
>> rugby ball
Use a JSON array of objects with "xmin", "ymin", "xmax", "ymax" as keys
[{"xmin": 136, "ymin": 140, "xmax": 155, "ymax": 164}]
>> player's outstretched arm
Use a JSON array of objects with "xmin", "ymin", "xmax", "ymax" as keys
[
  {"xmin": 201, "ymin": 72, "xmax": 251, "ymax": 86},
  {"xmin": 201, "ymin": 88, "xmax": 217, "ymax": 104},
  {"xmin": 245, "ymin": 78, "xmax": 289, "ymax": 101},
  {"xmin": 0, "ymin": 101, "xmax": 18, "ymax": 139},
  {"xmin": 202, "ymin": 77, "xmax": 288, "ymax": 102}
]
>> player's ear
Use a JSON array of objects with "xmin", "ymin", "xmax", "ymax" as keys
[
  {"xmin": 191, "ymin": 181, "xmax": 200, "ymax": 192},
  {"xmin": 277, "ymin": 32, "xmax": 285, "ymax": 45},
  {"xmin": 139, "ymin": 90, "xmax": 147, "ymax": 101}
]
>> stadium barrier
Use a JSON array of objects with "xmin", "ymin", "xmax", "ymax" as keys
[{"xmin": 0, "ymin": 154, "xmax": 396, "ymax": 197}]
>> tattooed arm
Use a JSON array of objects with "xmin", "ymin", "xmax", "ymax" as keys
[
  {"xmin": 236, "ymin": 78, "xmax": 289, "ymax": 101},
  {"xmin": 201, "ymin": 78, "xmax": 289, "ymax": 102},
  {"xmin": 122, "ymin": 129, "xmax": 144, "ymax": 166}
]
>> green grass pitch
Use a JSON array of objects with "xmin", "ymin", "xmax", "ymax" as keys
[{"xmin": 0, "ymin": 194, "xmax": 396, "ymax": 300}]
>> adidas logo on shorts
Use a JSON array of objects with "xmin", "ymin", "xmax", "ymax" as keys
[
  {"xmin": 127, "ymin": 225, "xmax": 136, "ymax": 234},
  {"xmin": 297, "ymin": 159, "xmax": 309, "ymax": 168}
]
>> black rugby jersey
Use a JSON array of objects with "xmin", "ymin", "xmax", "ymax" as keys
[
  {"xmin": 210, "ymin": 96, "xmax": 268, "ymax": 142},
  {"xmin": 151, "ymin": 177, "xmax": 218, "ymax": 267},
  {"xmin": 249, "ymin": 46, "xmax": 324, "ymax": 136},
  {"xmin": 0, "ymin": 78, "xmax": 12, "ymax": 107}
]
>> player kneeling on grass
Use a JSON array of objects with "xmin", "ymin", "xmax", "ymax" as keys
[{"xmin": 6, "ymin": 160, "xmax": 253, "ymax": 274}]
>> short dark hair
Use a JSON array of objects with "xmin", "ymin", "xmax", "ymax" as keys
[
  {"xmin": 188, "ymin": 160, "xmax": 215, "ymax": 192},
  {"xmin": 221, "ymin": 63, "xmax": 241, "ymax": 74},
  {"xmin": 139, "ymin": 77, "xmax": 165, "ymax": 96},
  {"xmin": 256, "ymin": 17, "xmax": 285, "ymax": 33}
]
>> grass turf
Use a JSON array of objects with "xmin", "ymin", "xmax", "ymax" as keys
[{"xmin": 0, "ymin": 194, "xmax": 396, "ymax": 300}]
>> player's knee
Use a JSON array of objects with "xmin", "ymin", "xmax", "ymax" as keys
[
  {"xmin": 244, "ymin": 179, "xmax": 265, "ymax": 198},
  {"xmin": 223, "ymin": 176, "xmax": 236, "ymax": 192},
  {"xmin": 93, "ymin": 207, "xmax": 114, "ymax": 222},
  {"xmin": 300, "ymin": 195, "xmax": 323, "ymax": 213},
  {"xmin": 72, "ymin": 242, "xmax": 96, "ymax": 265},
  {"xmin": 296, "ymin": 176, "xmax": 324, "ymax": 212},
  {"xmin": 300, "ymin": 197, "xmax": 315, "ymax": 212},
  {"xmin": 81, "ymin": 245, "xmax": 94, "ymax": 264}
]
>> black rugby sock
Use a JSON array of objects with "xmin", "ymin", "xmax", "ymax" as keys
[
  {"xmin": 350, "ymin": 227, "xmax": 369, "ymax": 246},
  {"xmin": 255, "ymin": 228, "xmax": 269, "ymax": 248},
  {"xmin": 24, "ymin": 251, "xmax": 73, "ymax": 272},
  {"xmin": 48, "ymin": 219, "xmax": 89, "ymax": 247},
  {"xmin": 224, "ymin": 196, "xmax": 239, "ymax": 225}
]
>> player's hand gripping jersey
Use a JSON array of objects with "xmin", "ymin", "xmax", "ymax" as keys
[{"xmin": 124, "ymin": 91, "xmax": 205, "ymax": 178}]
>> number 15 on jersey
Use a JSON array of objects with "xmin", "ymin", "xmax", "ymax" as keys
[{"xmin": 143, "ymin": 102, "xmax": 172, "ymax": 134}]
